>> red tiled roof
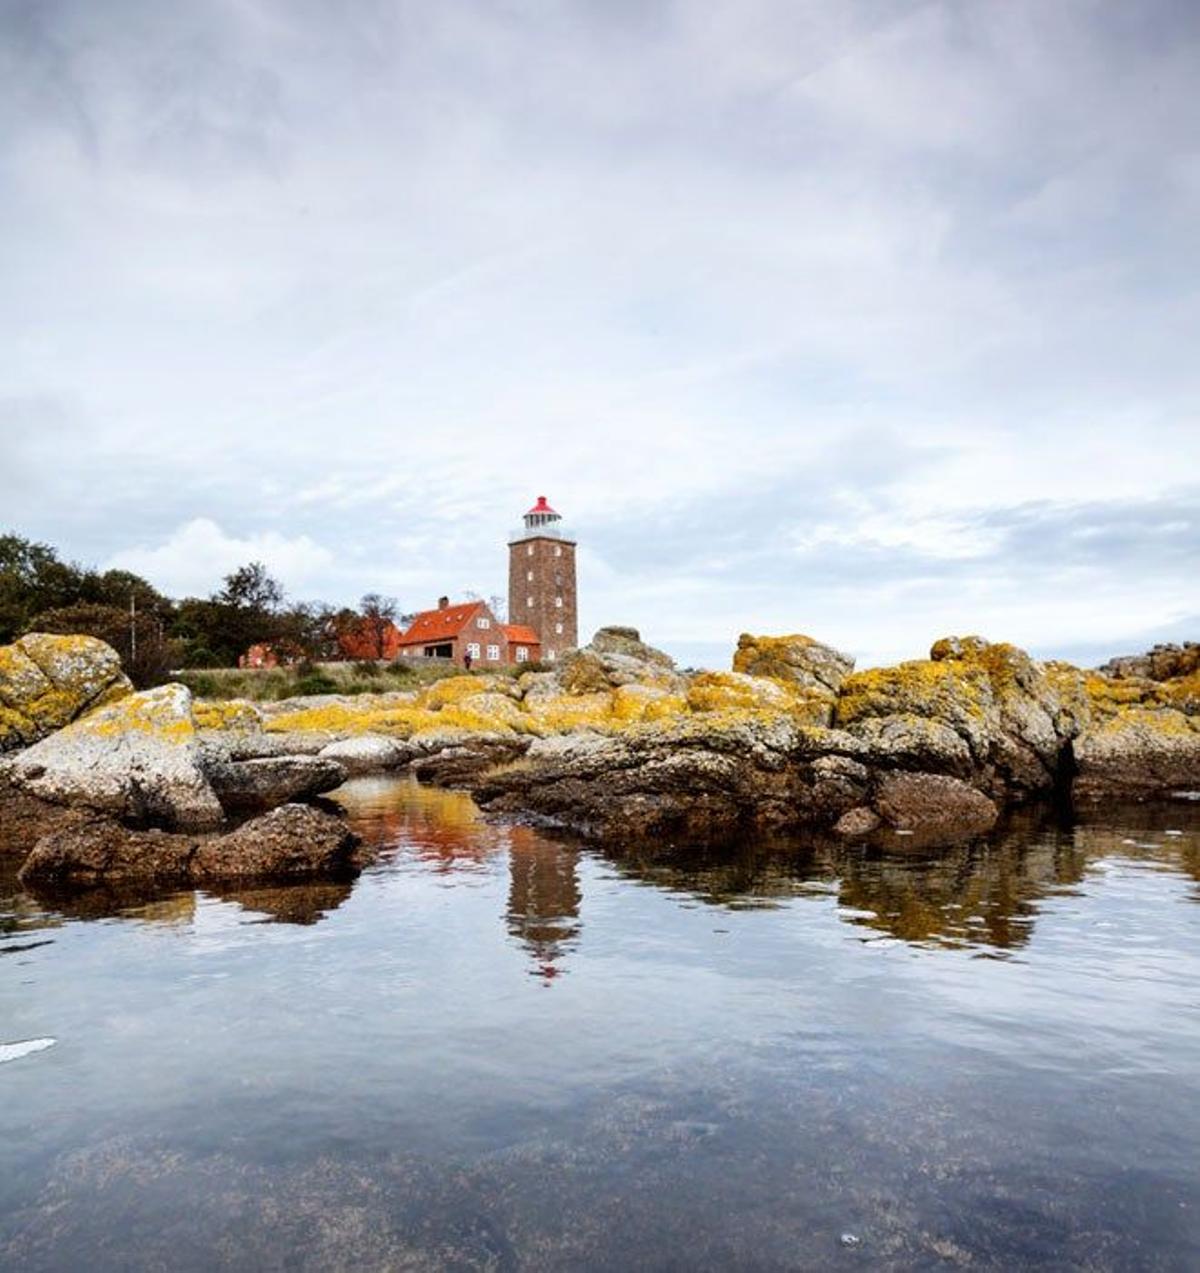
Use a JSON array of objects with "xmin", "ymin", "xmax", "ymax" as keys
[
  {"xmin": 396, "ymin": 601, "xmax": 484, "ymax": 646},
  {"xmin": 501, "ymin": 624, "xmax": 541, "ymax": 646}
]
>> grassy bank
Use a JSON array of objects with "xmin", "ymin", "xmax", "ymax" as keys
[{"xmin": 175, "ymin": 660, "xmax": 515, "ymax": 702}]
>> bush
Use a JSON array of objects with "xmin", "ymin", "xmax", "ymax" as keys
[
  {"xmin": 182, "ymin": 672, "xmax": 219, "ymax": 698},
  {"xmin": 352, "ymin": 660, "xmax": 379, "ymax": 678},
  {"xmin": 294, "ymin": 671, "xmax": 338, "ymax": 696}
]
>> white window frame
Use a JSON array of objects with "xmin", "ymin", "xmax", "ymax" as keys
[
  {"xmin": 486, "ymin": 644, "xmax": 500, "ymax": 661},
  {"xmin": 546, "ymin": 649, "xmax": 556, "ymax": 662},
  {"xmin": 516, "ymin": 647, "xmax": 529, "ymax": 662},
  {"xmin": 554, "ymin": 545, "xmax": 562, "ymax": 557},
  {"xmin": 527, "ymin": 570, "xmax": 534, "ymax": 582},
  {"xmin": 527, "ymin": 544, "xmax": 534, "ymax": 556},
  {"xmin": 466, "ymin": 642, "xmax": 481, "ymax": 659},
  {"xmin": 555, "ymin": 622, "xmax": 563, "ymax": 635},
  {"xmin": 527, "ymin": 596, "xmax": 534, "ymax": 607},
  {"xmin": 476, "ymin": 616, "xmax": 490, "ymax": 629},
  {"xmin": 555, "ymin": 596, "xmax": 563, "ymax": 608}
]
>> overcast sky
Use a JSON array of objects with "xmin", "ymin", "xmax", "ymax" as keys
[{"xmin": 2, "ymin": 0, "xmax": 1196, "ymax": 669}]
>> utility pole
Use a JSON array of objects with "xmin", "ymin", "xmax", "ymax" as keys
[{"xmin": 130, "ymin": 591, "xmax": 137, "ymax": 669}]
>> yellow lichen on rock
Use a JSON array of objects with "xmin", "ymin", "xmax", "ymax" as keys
[
  {"xmin": 523, "ymin": 691, "xmax": 616, "ymax": 734},
  {"xmin": 193, "ymin": 699, "xmax": 264, "ymax": 731},
  {"xmin": 419, "ymin": 675, "xmax": 512, "ymax": 710}
]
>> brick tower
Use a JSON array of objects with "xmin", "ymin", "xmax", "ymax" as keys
[{"xmin": 508, "ymin": 496, "xmax": 578, "ymax": 662}]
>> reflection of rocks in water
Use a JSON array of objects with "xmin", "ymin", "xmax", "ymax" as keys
[
  {"xmin": 209, "ymin": 880, "xmax": 354, "ymax": 925},
  {"xmin": 506, "ymin": 831, "xmax": 581, "ymax": 981},
  {"xmin": 603, "ymin": 810, "xmax": 1115, "ymax": 952},
  {"xmin": 835, "ymin": 821, "xmax": 1089, "ymax": 950},
  {"xmin": 334, "ymin": 777, "xmax": 499, "ymax": 873}
]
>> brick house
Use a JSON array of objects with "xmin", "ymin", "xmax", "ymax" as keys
[{"xmin": 395, "ymin": 596, "xmax": 542, "ymax": 668}]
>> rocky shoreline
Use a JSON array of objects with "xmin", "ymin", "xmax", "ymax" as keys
[{"xmin": 2, "ymin": 629, "xmax": 1198, "ymax": 891}]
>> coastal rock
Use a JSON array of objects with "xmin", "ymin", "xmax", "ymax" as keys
[
  {"xmin": 588, "ymin": 626, "xmax": 675, "ymax": 668},
  {"xmin": 837, "ymin": 637, "xmax": 1063, "ymax": 796},
  {"xmin": 191, "ymin": 805, "xmax": 361, "ymax": 882},
  {"xmin": 556, "ymin": 628, "xmax": 681, "ymax": 695},
  {"xmin": 1098, "ymin": 642, "xmax": 1200, "ymax": 682},
  {"xmin": 411, "ymin": 737, "xmax": 530, "ymax": 787},
  {"xmin": 0, "ymin": 633, "xmax": 131, "ymax": 752},
  {"xmin": 733, "ymin": 632, "xmax": 855, "ymax": 695},
  {"xmin": 18, "ymin": 804, "xmax": 362, "ymax": 888},
  {"xmin": 833, "ymin": 806, "xmax": 881, "ymax": 837},
  {"xmin": 0, "ymin": 768, "xmax": 80, "ymax": 854},
  {"xmin": 204, "ymin": 755, "xmax": 347, "ymax": 812},
  {"xmin": 1073, "ymin": 707, "xmax": 1200, "ymax": 801},
  {"xmin": 7, "ymin": 684, "xmax": 224, "ymax": 831},
  {"xmin": 873, "ymin": 771, "xmax": 999, "ymax": 835},
  {"xmin": 318, "ymin": 734, "xmax": 414, "ymax": 774}
]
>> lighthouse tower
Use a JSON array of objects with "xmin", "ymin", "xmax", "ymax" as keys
[{"xmin": 508, "ymin": 496, "xmax": 578, "ymax": 662}]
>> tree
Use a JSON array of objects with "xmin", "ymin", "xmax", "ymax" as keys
[
  {"xmin": 357, "ymin": 593, "xmax": 399, "ymax": 660},
  {"xmin": 217, "ymin": 562, "xmax": 284, "ymax": 613},
  {"xmin": 0, "ymin": 533, "xmax": 84, "ymax": 642},
  {"xmin": 30, "ymin": 602, "xmax": 179, "ymax": 688}
]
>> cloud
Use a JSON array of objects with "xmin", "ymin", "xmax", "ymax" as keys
[
  {"xmin": 106, "ymin": 518, "xmax": 334, "ymax": 599},
  {"xmin": 1, "ymin": 0, "xmax": 1197, "ymax": 666}
]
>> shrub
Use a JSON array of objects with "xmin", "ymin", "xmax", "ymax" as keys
[
  {"xmin": 352, "ymin": 660, "xmax": 379, "ymax": 678},
  {"xmin": 294, "ymin": 671, "xmax": 338, "ymax": 696}
]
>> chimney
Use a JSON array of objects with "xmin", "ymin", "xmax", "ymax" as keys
[{"xmin": 438, "ymin": 596, "xmax": 449, "ymax": 610}]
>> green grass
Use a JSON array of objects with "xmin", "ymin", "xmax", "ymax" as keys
[{"xmin": 174, "ymin": 660, "xmax": 521, "ymax": 702}]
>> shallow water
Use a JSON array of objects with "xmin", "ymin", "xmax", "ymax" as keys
[{"xmin": 2, "ymin": 778, "xmax": 1199, "ymax": 1271}]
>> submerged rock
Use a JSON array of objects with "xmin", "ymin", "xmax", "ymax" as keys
[
  {"xmin": 872, "ymin": 771, "xmax": 998, "ymax": 835},
  {"xmin": 7, "ymin": 684, "xmax": 224, "ymax": 831}
]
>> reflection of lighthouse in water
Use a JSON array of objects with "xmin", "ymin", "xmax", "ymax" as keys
[{"xmin": 505, "ymin": 831, "xmax": 582, "ymax": 983}]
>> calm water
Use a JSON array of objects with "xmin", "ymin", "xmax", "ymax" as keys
[{"xmin": 2, "ymin": 778, "xmax": 1199, "ymax": 1271}]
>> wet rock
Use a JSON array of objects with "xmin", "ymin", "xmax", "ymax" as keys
[
  {"xmin": 0, "ymin": 768, "xmax": 81, "ymax": 854},
  {"xmin": 833, "ymin": 806, "xmax": 881, "ymax": 837},
  {"xmin": 19, "ymin": 804, "xmax": 362, "ymax": 888},
  {"xmin": 205, "ymin": 755, "xmax": 347, "ymax": 812},
  {"xmin": 6, "ymin": 684, "xmax": 224, "ymax": 831},
  {"xmin": 873, "ymin": 771, "xmax": 998, "ymax": 835},
  {"xmin": 0, "ymin": 633, "xmax": 131, "ymax": 752},
  {"xmin": 733, "ymin": 632, "xmax": 855, "ymax": 695},
  {"xmin": 1073, "ymin": 707, "xmax": 1200, "ymax": 801},
  {"xmin": 191, "ymin": 805, "xmax": 361, "ymax": 881}
]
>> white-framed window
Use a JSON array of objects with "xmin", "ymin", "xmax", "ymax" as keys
[
  {"xmin": 527, "ymin": 544, "xmax": 534, "ymax": 556},
  {"xmin": 516, "ymin": 647, "xmax": 529, "ymax": 662},
  {"xmin": 555, "ymin": 622, "xmax": 563, "ymax": 635},
  {"xmin": 554, "ymin": 545, "xmax": 562, "ymax": 557},
  {"xmin": 527, "ymin": 596, "xmax": 533, "ymax": 607},
  {"xmin": 555, "ymin": 596, "xmax": 563, "ymax": 608},
  {"xmin": 466, "ymin": 642, "xmax": 481, "ymax": 659},
  {"xmin": 546, "ymin": 649, "xmax": 557, "ymax": 662},
  {"xmin": 486, "ymin": 644, "xmax": 500, "ymax": 661},
  {"xmin": 526, "ymin": 570, "xmax": 533, "ymax": 582},
  {"xmin": 476, "ymin": 616, "xmax": 490, "ymax": 629}
]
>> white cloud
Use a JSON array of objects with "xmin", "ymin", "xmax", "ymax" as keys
[{"xmin": 106, "ymin": 518, "xmax": 334, "ymax": 599}]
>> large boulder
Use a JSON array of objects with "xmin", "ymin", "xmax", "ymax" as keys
[
  {"xmin": 204, "ymin": 755, "xmax": 347, "ymax": 812},
  {"xmin": 6, "ymin": 684, "xmax": 224, "ymax": 830},
  {"xmin": 1073, "ymin": 707, "xmax": 1200, "ymax": 801},
  {"xmin": 191, "ymin": 805, "xmax": 361, "ymax": 882},
  {"xmin": 872, "ymin": 771, "xmax": 998, "ymax": 835},
  {"xmin": 0, "ymin": 767, "xmax": 80, "ymax": 854},
  {"xmin": 733, "ymin": 632, "xmax": 855, "ymax": 694},
  {"xmin": 556, "ymin": 627, "xmax": 681, "ymax": 695},
  {"xmin": 836, "ymin": 637, "xmax": 1064, "ymax": 796},
  {"xmin": 18, "ymin": 804, "xmax": 362, "ymax": 888},
  {"xmin": 0, "ymin": 633, "xmax": 131, "ymax": 752}
]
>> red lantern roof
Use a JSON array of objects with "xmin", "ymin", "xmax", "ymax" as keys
[{"xmin": 525, "ymin": 495, "xmax": 559, "ymax": 517}]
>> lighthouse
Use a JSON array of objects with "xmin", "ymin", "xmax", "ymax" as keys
[{"xmin": 508, "ymin": 496, "xmax": 578, "ymax": 662}]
